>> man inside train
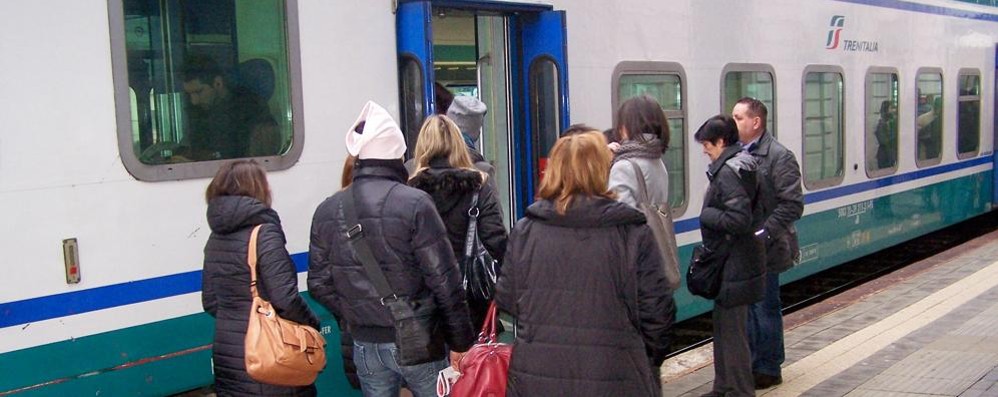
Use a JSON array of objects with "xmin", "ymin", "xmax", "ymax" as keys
[
  {"xmin": 732, "ymin": 98, "xmax": 804, "ymax": 389},
  {"xmin": 178, "ymin": 55, "xmax": 278, "ymax": 161}
]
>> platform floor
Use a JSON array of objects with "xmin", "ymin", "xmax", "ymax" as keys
[{"xmin": 662, "ymin": 227, "xmax": 998, "ymax": 397}]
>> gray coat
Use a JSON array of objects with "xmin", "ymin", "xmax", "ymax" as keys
[
  {"xmin": 609, "ymin": 156, "xmax": 670, "ymax": 209},
  {"xmin": 746, "ymin": 131, "xmax": 804, "ymax": 273}
]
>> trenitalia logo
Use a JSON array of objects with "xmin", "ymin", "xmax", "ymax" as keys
[
  {"xmin": 824, "ymin": 15, "xmax": 879, "ymax": 52},
  {"xmin": 826, "ymin": 15, "xmax": 845, "ymax": 49}
]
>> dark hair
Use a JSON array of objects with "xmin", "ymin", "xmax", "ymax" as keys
[
  {"xmin": 602, "ymin": 128, "xmax": 620, "ymax": 145},
  {"xmin": 615, "ymin": 95, "xmax": 669, "ymax": 154},
  {"xmin": 205, "ymin": 160, "xmax": 272, "ymax": 207},
  {"xmin": 434, "ymin": 82, "xmax": 454, "ymax": 115},
  {"xmin": 694, "ymin": 115, "xmax": 739, "ymax": 147},
  {"xmin": 734, "ymin": 97, "xmax": 768, "ymax": 130},
  {"xmin": 182, "ymin": 55, "xmax": 224, "ymax": 85},
  {"xmin": 562, "ymin": 123, "xmax": 601, "ymax": 137}
]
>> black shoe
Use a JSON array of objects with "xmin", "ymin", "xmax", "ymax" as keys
[{"xmin": 754, "ymin": 373, "xmax": 783, "ymax": 389}]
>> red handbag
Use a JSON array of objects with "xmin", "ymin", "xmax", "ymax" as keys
[{"xmin": 447, "ymin": 302, "xmax": 511, "ymax": 397}]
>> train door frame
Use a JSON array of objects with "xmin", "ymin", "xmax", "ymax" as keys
[
  {"xmin": 994, "ymin": 44, "xmax": 997, "ymax": 207},
  {"xmin": 395, "ymin": 0, "xmax": 570, "ymax": 220}
]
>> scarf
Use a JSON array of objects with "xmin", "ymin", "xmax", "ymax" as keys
[{"xmin": 613, "ymin": 137, "xmax": 665, "ymax": 164}]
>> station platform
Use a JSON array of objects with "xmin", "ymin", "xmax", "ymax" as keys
[{"xmin": 661, "ymin": 227, "xmax": 998, "ymax": 396}]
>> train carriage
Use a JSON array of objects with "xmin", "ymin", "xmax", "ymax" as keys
[{"xmin": 1, "ymin": 0, "xmax": 996, "ymax": 394}]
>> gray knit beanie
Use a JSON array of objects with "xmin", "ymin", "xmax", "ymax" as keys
[{"xmin": 446, "ymin": 96, "xmax": 487, "ymax": 142}]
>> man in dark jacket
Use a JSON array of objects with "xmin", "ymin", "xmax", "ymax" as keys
[
  {"xmin": 308, "ymin": 101, "xmax": 475, "ymax": 397},
  {"xmin": 732, "ymin": 98, "xmax": 804, "ymax": 389}
]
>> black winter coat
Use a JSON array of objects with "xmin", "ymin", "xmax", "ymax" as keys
[
  {"xmin": 307, "ymin": 160, "xmax": 475, "ymax": 355},
  {"xmin": 495, "ymin": 196, "xmax": 676, "ymax": 397},
  {"xmin": 202, "ymin": 196, "xmax": 320, "ymax": 396},
  {"xmin": 701, "ymin": 146, "xmax": 766, "ymax": 308},
  {"xmin": 408, "ymin": 158, "xmax": 508, "ymax": 330},
  {"xmin": 746, "ymin": 131, "xmax": 804, "ymax": 273}
]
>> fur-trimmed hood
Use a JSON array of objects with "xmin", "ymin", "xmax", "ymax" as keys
[{"xmin": 408, "ymin": 160, "xmax": 485, "ymax": 214}]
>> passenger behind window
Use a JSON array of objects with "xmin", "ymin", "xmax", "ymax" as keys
[
  {"xmin": 917, "ymin": 96, "xmax": 942, "ymax": 160},
  {"xmin": 875, "ymin": 100, "xmax": 898, "ymax": 169},
  {"xmin": 177, "ymin": 55, "xmax": 279, "ymax": 161}
]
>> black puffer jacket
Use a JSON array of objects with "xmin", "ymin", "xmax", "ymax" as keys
[
  {"xmin": 701, "ymin": 146, "xmax": 766, "ymax": 308},
  {"xmin": 496, "ymin": 196, "xmax": 675, "ymax": 397},
  {"xmin": 202, "ymin": 196, "xmax": 320, "ymax": 396},
  {"xmin": 408, "ymin": 158, "xmax": 508, "ymax": 330},
  {"xmin": 307, "ymin": 160, "xmax": 475, "ymax": 355}
]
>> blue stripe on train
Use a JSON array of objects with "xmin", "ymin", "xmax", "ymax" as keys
[
  {"xmin": 835, "ymin": 0, "xmax": 998, "ymax": 22},
  {"xmin": 1, "ymin": 156, "xmax": 992, "ymax": 328}
]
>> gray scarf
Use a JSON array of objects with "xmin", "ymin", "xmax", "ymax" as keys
[{"xmin": 613, "ymin": 138, "xmax": 665, "ymax": 164}]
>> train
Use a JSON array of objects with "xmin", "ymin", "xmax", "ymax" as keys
[{"xmin": 1, "ymin": 0, "xmax": 996, "ymax": 394}]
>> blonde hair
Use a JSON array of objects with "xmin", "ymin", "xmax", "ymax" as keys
[
  {"xmin": 537, "ymin": 129, "xmax": 616, "ymax": 214},
  {"xmin": 411, "ymin": 115, "xmax": 482, "ymax": 179}
]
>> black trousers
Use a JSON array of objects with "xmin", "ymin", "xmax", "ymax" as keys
[{"xmin": 711, "ymin": 304, "xmax": 754, "ymax": 396}]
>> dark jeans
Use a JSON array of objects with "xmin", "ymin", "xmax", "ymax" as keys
[
  {"xmin": 748, "ymin": 271, "xmax": 784, "ymax": 376},
  {"xmin": 353, "ymin": 341, "xmax": 448, "ymax": 397}
]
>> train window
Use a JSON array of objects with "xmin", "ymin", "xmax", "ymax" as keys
[
  {"xmin": 529, "ymin": 57, "xmax": 561, "ymax": 195},
  {"xmin": 802, "ymin": 67, "xmax": 845, "ymax": 189},
  {"xmin": 957, "ymin": 70, "xmax": 981, "ymax": 158},
  {"xmin": 865, "ymin": 69, "xmax": 899, "ymax": 177},
  {"xmin": 915, "ymin": 69, "xmax": 943, "ymax": 166},
  {"xmin": 722, "ymin": 65, "xmax": 777, "ymax": 138},
  {"xmin": 611, "ymin": 62, "xmax": 688, "ymax": 214},
  {"xmin": 108, "ymin": 0, "xmax": 303, "ymax": 181}
]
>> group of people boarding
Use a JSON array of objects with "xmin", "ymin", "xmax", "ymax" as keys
[{"xmin": 199, "ymin": 92, "xmax": 803, "ymax": 397}]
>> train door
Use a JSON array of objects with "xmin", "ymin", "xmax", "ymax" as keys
[
  {"xmin": 396, "ymin": 0, "xmax": 569, "ymax": 223},
  {"xmin": 993, "ymin": 44, "xmax": 997, "ymax": 207}
]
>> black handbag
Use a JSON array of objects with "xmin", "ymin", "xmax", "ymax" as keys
[
  {"xmin": 462, "ymin": 189, "xmax": 498, "ymax": 301},
  {"xmin": 686, "ymin": 244, "xmax": 727, "ymax": 299},
  {"xmin": 341, "ymin": 187, "xmax": 444, "ymax": 366}
]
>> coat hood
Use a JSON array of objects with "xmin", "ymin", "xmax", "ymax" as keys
[
  {"xmin": 526, "ymin": 195, "xmax": 646, "ymax": 228},
  {"xmin": 408, "ymin": 159, "xmax": 484, "ymax": 214},
  {"xmin": 708, "ymin": 146, "xmax": 758, "ymax": 180},
  {"xmin": 206, "ymin": 195, "xmax": 280, "ymax": 234}
]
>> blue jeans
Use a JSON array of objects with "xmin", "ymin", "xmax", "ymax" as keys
[
  {"xmin": 748, "ymin": 272, "xmax": 784, "ymax": 376},
  {"xmin": 353, "ymin": 341, "xmax": 448, "ymax": 397}
]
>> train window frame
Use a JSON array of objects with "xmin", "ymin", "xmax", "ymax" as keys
[
  {"xmin": 107, "ymin": 0, "xmax": 305, "ymax": 181},
  {"xmin": 399, "ymin": 55, "xmax": 426, "ymax": 160},
  {"xmin": 611, "ymin": 61, "xmax": 689, "ymax": 216},
  {"xmin": 528, "ymin": 55, "xmax": 562, "ymax": 198},
  {"xmin": 956, "ymin": 68, "xmax": 981, "ymax": 159},
  {"xmin": 801, "ymin": 65, "xmax": 846, "ymax": 190},
  {"xmin": 915, "ymin": 67, "xmax": 944, "ymax": 168},
  {"xmin": 720, "ymin": 63, "xmax": 778, "ymax": 139},
  {"xmin": 864, "ymin": 67, "xmax": 900, "ymax": 178}
]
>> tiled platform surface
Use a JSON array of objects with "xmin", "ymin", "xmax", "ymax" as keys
[{"xmin": 662, "ymin": 228, "xmax": 998, "ymax": 397}]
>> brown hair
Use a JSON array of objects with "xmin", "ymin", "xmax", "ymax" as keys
[
  {"xmin": 734, "ymin": 97, "xmax": 768, "ymax": 130},
  {"xmin": 205, "ymin": 160, "xmax": 272, "ymax": 207},
  {"xmin": 537, "ymin": 129, "xmax": 615, "ymax": 214},
  {"xmin": 341, "ymin": 154, "xmax": 357, "ymax": 189},
  {"xmin": 615, "ymin": 95, "xmax": 670, "ymax": 154},
  {"xmin": 411, "ymin": 115, "xmax": 483, "ymax": 180}
]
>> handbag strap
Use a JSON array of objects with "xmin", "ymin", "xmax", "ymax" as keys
[
  {"xmin": 479, "ymin": 301, "xmax": 499, "ymax": 343},
  {"xmin": 463, "ymin": 189, "xmax": 482, "ymax": 258},
  {"xmin": 625, "ymin": 159, "xmax": 652, "ymax": 204},
  {"xmin": 341, "ymin": 186, "xmax": 398, "ymax": 303},
  {"xmin": 247, "ymin": 224, "xmax": 263, "ymax": 298}
]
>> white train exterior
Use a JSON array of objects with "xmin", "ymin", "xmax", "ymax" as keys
[{"xmin": 0, "ymin": 0, "xmax": 995, "ymax": 394}]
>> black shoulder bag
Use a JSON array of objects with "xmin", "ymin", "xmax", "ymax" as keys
[
  {"xmin": 341, "ymin": 187, "xmax": 444, "ymax": 365},
  {"xmin": 462, "ymin": 189, "xmax": 498, "ymax": 301}
]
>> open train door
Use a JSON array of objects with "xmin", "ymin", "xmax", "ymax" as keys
[
  {"xmin": 510, "ymin": 10, "xmax": 570, "ymax": 216},
  {"xmin": 396, "ymin": 1, "xmax": 436, "ymax": 158},
  {"xmin": 396, "ymin": 1, "xmax": 570, "ymax": 221}
]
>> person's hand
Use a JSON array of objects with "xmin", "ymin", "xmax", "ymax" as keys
[
  {"xmin": 450, "ymin": 350, "xmax": 466, "ymax": 369},
  {"xmin": 608, "ymin": 142, "xmax": 621, "ymax": 152}
]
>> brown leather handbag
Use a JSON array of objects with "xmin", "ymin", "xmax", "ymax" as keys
[{"xmin": 244, "ymin": 225, "xmax": 326, "ymax": 386}]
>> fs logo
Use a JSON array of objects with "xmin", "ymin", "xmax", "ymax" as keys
[{"xmin": 826, "ymin": 15, "xmax": 845, "ymax": 49}]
